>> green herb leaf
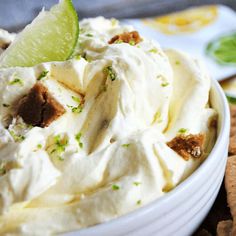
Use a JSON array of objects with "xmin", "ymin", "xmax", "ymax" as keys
[
  {"xmin": 85, "ymin": 33, "xmax": 93, "ymax": 37},
  {"xmin": 37, "ymin": 144, "xmax": 42, "ymax": 149},
  {"xmin": 133, "ymin": 182, "xmax": 141, "ymax": 186}
]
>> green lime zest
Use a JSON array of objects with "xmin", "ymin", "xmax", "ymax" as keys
[
  {"xmin": 149, "ymin": 48, "xmax": 158, "ymax": 53},
  {"xmin": 67, "ymin": 96, "xmax": 83, "ymax": 114},
  {"xmin": 50, "ymin": 134, "xmax": 68, "ymax": 160},
  {"xmin": 37, "ymin": 70, "xmax": 49, "ymax": 81},
  {"xmin": 9, "ymin": 130, "xmax": 25, "ymax": 142},
  {"xmin": 122, "ymin": 143, "xmax": 130, "ymax": 148},
  {"xmin": 112, "ymin": 184, "xmax": 120, "ymax": 190},
  {"xmin": 75, "ymin": 132, "xmax": 83, "ymax": 148},
  {"xmin": 104, "ymin": 66, "xmax": 117, "ymax": 81},
  {"xmin": 136, "ymin": 200, "xmax": 142, "ymax": 205},
  {"xmin": 9, "ymin": 78, "xmax": 24, "ymax": 86},
  {"xmin": 178, "ymin": 128, "xmax": 188, "ymax": 134}
]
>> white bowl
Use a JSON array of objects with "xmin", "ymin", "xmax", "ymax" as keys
[{"xmin": 65, "ymin": 78, "xmax": 230, "ymax": 236}]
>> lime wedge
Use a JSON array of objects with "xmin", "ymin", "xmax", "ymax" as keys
[{"xmin": 0, "ymin": 0, "xmax": 79, "ymax": 68}]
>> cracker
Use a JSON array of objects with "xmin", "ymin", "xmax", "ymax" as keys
[
  {"xmin": 18, "ymin": 82, "xmax": 65, "ymax": 127},
  {"xmin": 229, "ymin": 136, "xmax": 236, "ymax": 155},
  {"xmin": 228, "ymin": 106, "xmax": 236, "ymax": 155},
  {"xmin": 167, "ymin": 134, "xmax": 204, "ymax": 160},
  {"xmin": 217, "ymin": 220, "xmax": 232, "ymax": 236},
  {"xmin": 230, "ymin": 127, "xmax": 236, "ymax": 137},
  {"xmin": 195, "ymin": 229, "xmax": 212, "ymax": 236},
  {"xmin": 225, "ymin": 155, "xmax": 236, "ymax": 235}
]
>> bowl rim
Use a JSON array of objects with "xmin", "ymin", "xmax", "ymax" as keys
[{"xmin": 68, "ymin": 77, "xmax": 230, "ymax": 235}]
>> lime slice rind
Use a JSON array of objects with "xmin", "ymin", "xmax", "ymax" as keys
[{"xmin": 0, "ymin": 0, "xmax": 79, "ymax": 68}]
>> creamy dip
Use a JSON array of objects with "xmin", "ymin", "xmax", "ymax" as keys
[{"xmin": 0, "ymin": 17, "xmax": 216, "ymax": 235}]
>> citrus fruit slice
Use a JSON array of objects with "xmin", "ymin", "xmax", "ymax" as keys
[
  {"xmin": 143, "ymin": 6, "xmax": 218, "ymax": 35},
  {"xmin": 0, "ymin": 0, "xmax": 79, "ymax": 68}
]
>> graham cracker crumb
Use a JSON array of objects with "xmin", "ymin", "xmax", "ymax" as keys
[
  {"xmin": 167, "ymin": 134, "xmax": 204, "ymax": 161},
  {"xmin": 216, "ymin": 220, "xmax": 232, "ymax": 236},
  {"xmin": 229, "ymin": 105, "xmax": 236, "ymax": 155},
  {"xmin": 108, "ymin": 31, "xmax": 142, "ymax": 45},
  {"xmin": 225, "ymin": 155, "xmax": 236, "ymax": 235},
  {"xmin": 0, "ymin": 42, "xmax": 10, "ymax": 49},
  {"xmin": 18, "ymin": 83, "xmax": 65, "ymax": 128}
]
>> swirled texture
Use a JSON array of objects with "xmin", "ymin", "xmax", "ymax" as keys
[{"xmin": 0, "ymin": 17, "xmax": 216, "ymax": 235}]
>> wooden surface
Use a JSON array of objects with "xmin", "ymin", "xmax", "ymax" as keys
[{"xmin": 0, "ymin": 0, "xmax": 236, "ymax": 31}]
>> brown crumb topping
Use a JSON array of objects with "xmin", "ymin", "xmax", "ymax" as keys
[
  {"xmin": 0, "ymin": 42, "xmax": 10, "ymax": 50},
  {"xmin": 167, "ymin": 134, "xmax": 205, "ymax": 161},
  {"xmin": 108, "ymin": 31, "xmax": 142, "ymax": 45},
  {"xmin": 217, "ymin": 220, "xmax": 233, "ymax": 236},
  {"xmin": 17, "ymin": 83, "xmax": 65, "ymax": 128},
  {"xmin": 229, "ymin": 105, "xmax": 236, "ymax": 155}
]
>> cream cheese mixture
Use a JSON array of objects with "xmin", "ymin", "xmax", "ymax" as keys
[{"xmin": 0, "ymin": 17, "xmax": 217, "ymax": 235}]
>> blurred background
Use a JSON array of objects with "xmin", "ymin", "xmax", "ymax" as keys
[
  {"xmin": 0, "ymin": 0, "xmax": 235, "ymax": 80},
  {"xmin": 0, "ymin": 0, "xmax": 235, "ymax": 31}
]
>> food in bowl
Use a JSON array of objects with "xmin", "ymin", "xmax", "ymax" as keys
[{"xmin": 0, "ymin": 0, "xmax": 217, "ymax": 235}]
